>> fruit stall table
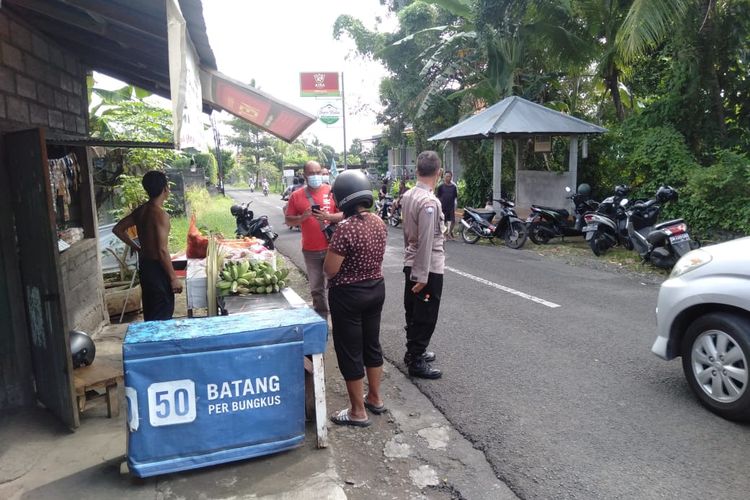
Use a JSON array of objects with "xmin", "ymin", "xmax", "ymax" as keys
[
  {"xmin": 123, "ymin": 239, "xmax": 329, "ymax": 477},
  {"xmin": 123, "ymin": 295, "xmax": 328, "ymax": 477}
]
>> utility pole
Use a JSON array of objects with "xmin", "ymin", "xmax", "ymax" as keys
[
  {"xmin": 210, "ymin": 113, "xmax": 225, "ymax": 195},
  {"xmin": 341, "ymin": 72, "xmax": 347, "ymax": 170}
]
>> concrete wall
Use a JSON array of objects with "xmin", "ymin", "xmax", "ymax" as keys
[
  {"xmin": 516, "ymin": 170, "xmax": 575, "ymax": 218},
  {"xmin": 58, "ymin": 239, "xmax": 107, "ymax": 335},
  {"xmin": 0, "ymin": 10, "xmax": 88, "ymax": 136}
]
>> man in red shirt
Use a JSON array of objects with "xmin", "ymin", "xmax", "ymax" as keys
[{"xmin": 285, "ymin": 160, "xmax": 344, "ymax": 318}]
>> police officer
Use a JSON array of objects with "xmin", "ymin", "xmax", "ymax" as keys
[{"xmin": 400, "ymin": 151, "xmax": 445, "ymax": 379}]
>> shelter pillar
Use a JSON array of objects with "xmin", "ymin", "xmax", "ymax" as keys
[
  {"xmin": 568, "ymin": 136, "xmax": 579, "ymax": 210},
  {"xmin": 493, "ymin": 136, "xmax": 503, "ymax": 212},
  {"xmin": 514, "ymin": 139, "xmax": 521, "ymax": 206}
]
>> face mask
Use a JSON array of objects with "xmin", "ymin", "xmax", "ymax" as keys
[{"xmin": 307, "ymin": 175, "xmax": 323, "ymax": 188}]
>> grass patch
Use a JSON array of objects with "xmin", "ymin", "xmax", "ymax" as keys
[
  {"xmin": 169, "ymin": 189, "xmax": 236, "ymax": 253},
  {"xmin": 526, "ymin": 237, "xmax": 671, "ymax": 277}
]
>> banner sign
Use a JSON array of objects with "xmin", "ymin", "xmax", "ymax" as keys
[
  {"xmin": 318, "ymin": 101, "xmax": 340, "ymax": 125},
  {"xmin": 166, "ymin": 0, "xmax": 204, "ymax": 150},
  {"xmin": 300, "ymin": 72, "xmax": 340, "ymax": 97},
  {"xmin": 201, "ymin": 69, "xmax": 316, "ymax": 143}
]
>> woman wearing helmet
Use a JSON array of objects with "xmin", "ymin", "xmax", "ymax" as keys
[{"xmin": 324, "ymin": 170, "xmax": 389, "ymax": 427}]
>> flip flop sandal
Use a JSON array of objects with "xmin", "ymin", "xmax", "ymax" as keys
[
  {"xmin": 330, "ymin": 408, "xmax": 371, "ymax": 427},
  {"xmin": 363, "ymin": 397, "xmax": 387, "ymax": 415}
]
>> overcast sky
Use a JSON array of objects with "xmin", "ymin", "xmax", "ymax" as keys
[{"xmin": 202, "ymin": 0, "xmax": 397, "ymax": 152}]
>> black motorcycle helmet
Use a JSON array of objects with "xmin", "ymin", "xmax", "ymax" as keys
[
  {"xmin": 230, "ymin": 204, "xmax": 243, "ymax": 217},
  {"xmin": 577, "ymin": 183, "xmax": 592, "ymax": 197},
  {"xmin": 656, "ymin": 185, "xmax": 678, "ymax": 203},
  {"xmin": 332, "ymin": 170, "xmax": 374, "ymax": 214},
  {"xmin": 69, "ymin": 330, "xmax": 96, "ymax": 368},
  {"xmin": 614, "ymin": 184, "xmax": 630, "ymax": 197}
]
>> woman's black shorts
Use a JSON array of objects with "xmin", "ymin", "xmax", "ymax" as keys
[{"xmin": 328, "ymin": 278, "xmax": 386, "ymax": 380}]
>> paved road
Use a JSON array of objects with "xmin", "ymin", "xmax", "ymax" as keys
[{"xmin": 229, "ymin": 188, "xmax": 750, "ymax": 500}]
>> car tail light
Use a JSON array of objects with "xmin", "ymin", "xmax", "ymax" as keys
[{"xmin": 663, "ymin": 223, "xmax": 687, "ymax": 236}]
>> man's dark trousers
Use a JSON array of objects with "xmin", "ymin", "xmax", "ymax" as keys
[{"xmin": 403, "ymin": 266, "xmax": 443, "ymax": 357}]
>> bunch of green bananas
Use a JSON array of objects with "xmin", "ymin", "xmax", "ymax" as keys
[{"xmin": 217, "ymin": 260, "xmax": 290, "ymax": 296}]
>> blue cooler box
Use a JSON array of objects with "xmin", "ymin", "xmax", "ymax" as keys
[{"xmin": 123, "ymin": 308, "xmax": 326, "ymax": 477}]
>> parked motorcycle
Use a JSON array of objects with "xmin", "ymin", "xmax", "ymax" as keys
[
  {"xmin": 387, "ymin": 203, "xmax": 401, "ymax": 227},
  {"xmin": 527, "ymin": 184, "xmax": 600, "ymax": 244},
  {"xmin": 375, "ymin": 195, "xmax": 394, "ymax": 221},
  {"xmin": 460, "ymin": 198, "xmax": 528, "ymax": 249},
  {"xmin": 230, "ymin": 202, "xmax": 278, "ymax": 250},
  {"xmin": 582, "ymin": 185, "xmax": 634, "ymax": 256},
  {"xmin": 625, "ymin": 185, "xmax": 697, "ymax": 269}
]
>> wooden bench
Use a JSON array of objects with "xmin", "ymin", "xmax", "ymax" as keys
[{"xmin": 73, "ymin": 358, "xmax": 124, "ymax": 418}]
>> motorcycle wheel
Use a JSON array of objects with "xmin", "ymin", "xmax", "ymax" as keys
[
  {"xmin": 389, "ymin": 214, "xmax": 400, "ymax": 227},
  {"xmin": 623, "ymin": 236, "xmax": 634, "ymax": 251},
  {"xmin": 262, "ymin": 235, "xmax": 275, "ymax": 250},
  {"xmin": 529, "ymin": 222, "xmax": 552, "ymax": 245},
  {"xmin": 504, "ymin": 221, "xmax": 528, "ymax": 249},
  {"xmin": 589, "ymin": 229, "xmax": 608, "ymax": 256},
  {"xmin": 460, "ymin": 225, "xmax": 481, "ymax": 244}
]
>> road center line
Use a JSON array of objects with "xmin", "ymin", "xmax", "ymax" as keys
[{"xmin": 445, "ymin": 266, "xmax": 561, "ymax": 308}]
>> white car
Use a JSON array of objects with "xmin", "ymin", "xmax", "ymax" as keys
[{"xmin": 652, "ymin": 236, "xmax": 750, "ymax": 421}]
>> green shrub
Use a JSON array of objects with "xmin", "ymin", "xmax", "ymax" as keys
[
  {"xmin": 592, "ymin": 118, "xmax": 697, "ymax": 199},
  {"xmin": 680, "ymin": 150, "xmax": 750, "ymax": 237}
]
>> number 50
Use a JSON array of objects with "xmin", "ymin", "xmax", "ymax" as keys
[{"xmin": 147, "ymin": 379, "xmax": 196, "ymax": 427}]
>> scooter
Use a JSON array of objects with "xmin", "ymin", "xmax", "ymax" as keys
[
  {"xmin": 527, "ymin": 186, "xmax": 600, "ymax": 244},
  {"xmin": 625, "ymin": 186, "xmax": 698, "ymax": 269},
  {"xmin": 582, "ymin": 185, "xmax": 634, "ymax": 256},
  {"xmin": 230, "ymin": 202, "xmax": 278, "ymax": 250},
  {"xmin": 387, "ymin": 203, "xmax": 401, "ymax": 227},
  {"xmin": 263, "ymin": 186, "xmax": 269, "ymax": 197},
  {"xmin": 460, "ymin": 198, "xmax": 528, "ymax": 249},
  {"xmin": 375, "ymin": 195, "xmax": 394, "ymax": 222}
]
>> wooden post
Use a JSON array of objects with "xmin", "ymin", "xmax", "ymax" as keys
[
  {"xmin": 312, "ymin": 353, "xmax": 328, "ymax": 448},
  {"xmin": 492, "ymin": 136, "xmax": 503, "ymax": 212}
]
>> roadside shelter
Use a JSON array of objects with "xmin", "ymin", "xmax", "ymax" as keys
[
  {"xmin": 0, "ymin": 0, "xmax": 314, "ymax": 429},
  {"xmin": 429, "ymin": 96, "xmax": 606, "ymax": 214}
]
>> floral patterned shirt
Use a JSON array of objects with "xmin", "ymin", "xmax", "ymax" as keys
[{"xmin": 327, "ymin": 212, "xmax": 387, "ymax": 287}]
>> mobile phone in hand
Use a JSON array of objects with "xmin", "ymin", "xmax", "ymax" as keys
[{"xmin": 311, "ymin": 204, "xmax": 321, "ymax": 213}]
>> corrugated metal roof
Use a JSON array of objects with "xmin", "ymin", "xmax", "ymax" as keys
[
  {"xmin": 4, "ymin": 0, "xmax": 216, "ymax": 100},
  {"xmin": 5, "ymin": 0, "xmax": 315, "ymax": 142},
  {"xmin": 429, "ymin": 96, "xmax": 607, "ymax": 141}
]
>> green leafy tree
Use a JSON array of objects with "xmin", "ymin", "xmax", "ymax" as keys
[{"xmin": 88, "ymin": 76, "xmax": 178, "ymax": 210}]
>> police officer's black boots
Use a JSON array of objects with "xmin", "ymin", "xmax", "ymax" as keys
[
  {"xmin": 405, "ymin": 353, "xmax": 442, "ymax": 379},
  {"xmin": 403, "ymin": 351, "xmax": 436, "ymax": 364}
]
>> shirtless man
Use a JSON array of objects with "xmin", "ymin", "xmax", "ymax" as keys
[{"xmin": 113, "ymin": 170, "xmax": 182, "ymax": 321}]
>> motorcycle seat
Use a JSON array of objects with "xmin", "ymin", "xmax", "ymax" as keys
[
  {"xmin": 532, "ymin": 205, "xmax": 569, "ymax": 217},
  {"xmin": 465, "ymin": 207, "xmax": 495, "ymax": 221},
  {"xmin": 654, "ymin": 218, "xmax": 684, "ymax": 230}
]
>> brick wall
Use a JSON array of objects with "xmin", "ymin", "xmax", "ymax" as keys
[
  {"xmin": 0, "ymin": 10, "xmax": 87, "ymax": 136},
  {"xmin": 59, "ymin": 239, "xmax": 107, "ymax": 335}
]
